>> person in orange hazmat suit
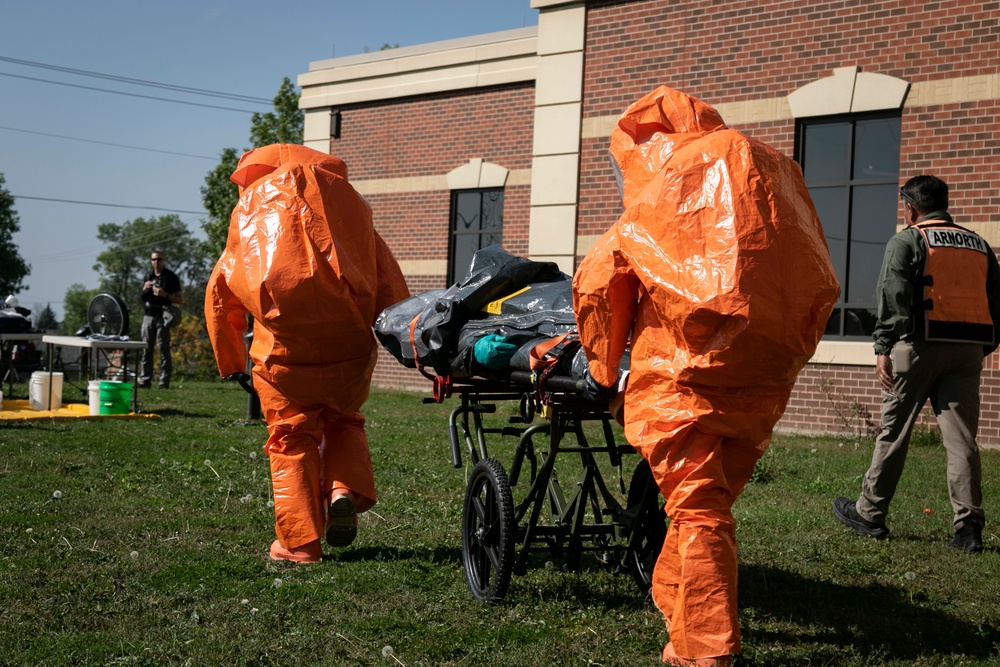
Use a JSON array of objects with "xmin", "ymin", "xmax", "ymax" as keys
[
  {"xmin": 205, "ymin": 144, "xmax": 409, "ymax": 564},
  {"xmin": 572, "ymin": 87, "xmax": 839, "ymax": 665}
]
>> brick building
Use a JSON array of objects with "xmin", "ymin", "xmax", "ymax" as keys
[{"xmin": 297, "ymin": 1, "xmax": 1000, "ymax": 445}]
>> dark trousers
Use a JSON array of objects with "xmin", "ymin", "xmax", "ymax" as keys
[{"xmin": 140, "ymin": 313, "xmax": 172, "ymax": 386}]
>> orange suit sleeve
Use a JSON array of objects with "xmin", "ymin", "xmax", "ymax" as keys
[
  {"xmin": 204, "ymin": 258, "xmax": 250, "ymax": 378},
  {"xmin": 572, "ymin": 227, "xmax": 640, "ymax": 388}
]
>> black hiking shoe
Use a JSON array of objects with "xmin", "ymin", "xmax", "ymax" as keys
[
  {"xmin": 833, "ymin": 497, "xmax": 890, "ymax": 539},
  {"xmin": 948, "ymin": 522, "xmax": 983, "ymax": 554}
]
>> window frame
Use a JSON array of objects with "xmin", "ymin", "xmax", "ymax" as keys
[
  {"xmin": 795, "ymin": 109, "xmax": 902, "ymax": 340},
  {"xmin": 447, "ymin": 187, "xmax": 505, "ymax": 285}
]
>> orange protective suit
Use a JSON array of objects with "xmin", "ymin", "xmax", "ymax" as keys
[
  {"xmin": 205, "ymin": 144, "xmax": 409, "ymax": 551},
  {"xmin": 572, "ymin": 87, "xmax": 839, "ymax": 660}
]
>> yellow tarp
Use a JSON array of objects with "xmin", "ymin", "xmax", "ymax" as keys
[{"xmin": 0, "ymin": 399, "xmax": 160, "ymax": 421}]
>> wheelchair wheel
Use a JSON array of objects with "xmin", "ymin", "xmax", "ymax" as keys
[
  {"xmin": 461, "ymin": 458, "xmax": 515, "ymax": 602},
  {"xmin": 626, "ymin": 458, "xmax": 667, "ymax": 595}
]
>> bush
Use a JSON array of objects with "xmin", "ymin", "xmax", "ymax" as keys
[{"xmin": 171, "ymin": 314, "xmax": 219, "ymax": 379}]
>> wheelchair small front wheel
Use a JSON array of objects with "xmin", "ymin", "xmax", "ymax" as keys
[{"xmin": 461, "ymin": 458, "xmax": 515, "ymax": 602}]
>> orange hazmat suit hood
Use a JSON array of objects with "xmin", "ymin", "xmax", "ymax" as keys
[
  {"xmin": 575, "ymin": 86, "xmax": 840, "ymax": 397},
  {"xmin": 610, "ymin": 86, "xmax": 727, "ymax": 206},
  {"xmin": 230, "ymin": 144, "xmax": 349, "ymax": 193}
]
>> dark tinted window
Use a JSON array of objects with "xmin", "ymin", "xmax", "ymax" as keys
[
  {"xmin": 797, "ymin": 113, "xmax": 902, "ymax": 339},
  {"xmin": 449, "ymin": 189, "xmax": 504, "ymax": 283}
]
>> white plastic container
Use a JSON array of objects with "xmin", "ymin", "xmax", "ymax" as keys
[
  {"xmin": 28, "ymin": 371, "xmax": 64, "ymax": 411},
  {"xmin": 88, "ymin": 380, "xmax": 102, "ymax": 416}
]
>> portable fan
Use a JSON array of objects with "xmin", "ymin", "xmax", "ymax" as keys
[{"xmin": 87, "ymin": 293, "xmax": 130, "ymax": 336}]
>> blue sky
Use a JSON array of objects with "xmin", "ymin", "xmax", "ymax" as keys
[{"xmin": 1, "ymin": 1, "xmax": 537, "ymax": 320}]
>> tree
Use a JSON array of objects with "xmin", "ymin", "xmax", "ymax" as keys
[
  {"xmin": 200, "ymin": 78, "xmax": 304, "ymax": 258},
  {"xmin": 0, "ymin": 172, "xmax": 30, "ymax": 296},
  {"xmin": 34, "ymin": 303, "xmax": 59, "ymax": 331},
  {"xmin": 62, "ymin": 283, "xmax": 100, "ymax": 335},
  {"xmin": 249, "ymin": 77, "xmax": 304, "ymax": 148},
  {"xmin": 200, "ymin": 148, "xmax": 241, "ymax": 256}
]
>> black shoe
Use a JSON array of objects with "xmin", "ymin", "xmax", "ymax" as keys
[
  {"xmin": 833, "ymin": 497, "xmax": 890, "ymax": 539},
  {"xmin": 158, "ymin": 383, "xmax": 169, "ymax": 389},
  {"xmin": 138, "ymin": 382, "xmax": 151, "ymax": 389},
  {"xmin": 948, "ymin": 522, "xmax": 983, "ymax": 554}
]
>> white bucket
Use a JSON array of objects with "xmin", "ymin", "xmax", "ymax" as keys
[
  {"xmin": 29, "ymin": 371, "xmax": 64, "ymax": 411},
  {"xmin": 88, "ymin": 380, "xmax": 102, "ymax": 416}
]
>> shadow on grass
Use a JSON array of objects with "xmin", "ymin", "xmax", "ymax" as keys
[
  {"xmin": 739, "ymin": 564, "xmax": 1000, "ymax": 661},
  {"xmin": 331, "ymin": 544, "xmax": 462, "ymax": 565},
  {"xmin": 330, "ymin": 544, "xmax": 651, "ymax": 609},
  {"xmin": 146, "ymin": 407, "xmax": 220, "ymax": 418}
]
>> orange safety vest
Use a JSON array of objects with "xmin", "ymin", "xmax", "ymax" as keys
[{"xmin": 914, "ymin": 220, "xmax": 994, "ymax": 345}]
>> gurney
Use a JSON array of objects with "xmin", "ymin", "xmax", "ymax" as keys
[{"xmin": 376, "ymin": 247, "xmax": 665, "ymax": 602}]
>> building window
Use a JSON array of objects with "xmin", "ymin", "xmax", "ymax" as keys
[
  {"xmin": 796, "ymin": 112, "xmax": 901, "ymax": 338},
  {"xmin": 449, "ymin": 188, "xmax": 504, "ymax": 284}
]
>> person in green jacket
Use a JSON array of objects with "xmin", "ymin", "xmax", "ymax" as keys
[{"xmin": 834, "ymin": 175, "xmax": 1000, "ymax": 554}]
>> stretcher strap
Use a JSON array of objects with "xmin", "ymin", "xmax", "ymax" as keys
[
  {"xmin": 410, "ymin": 309, "xmax": 451, "ymax": 399},
  {"xmin": 528, "ymin": 331, "xmax": 578, "ymax": 370},
  {"xmin": 529, "ymin": 332, "xmax": 579, "ymax": 405},
  {"xmin": 408, "ymin": 312, "xmax": 436, "ymax": 381},
  {"xmin": 433, "ymin": 374, "xmax": 452, "ymax": 403}
]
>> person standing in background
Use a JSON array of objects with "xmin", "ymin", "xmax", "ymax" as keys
[{"xmin": 139, "ymin": 250, "xmax": 182, "ymax": 389}]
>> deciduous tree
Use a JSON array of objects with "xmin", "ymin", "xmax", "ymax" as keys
[
  {"xmin": 200, "ymin": 78, "xmax": 304, "ymax": 257},
  {"xmin": 62, "ymin": 283, "xmax": 100, "ymax": 335},
  {"xmin": 0, "ymin": 173, "xmax": 30, "ymax": 296}
]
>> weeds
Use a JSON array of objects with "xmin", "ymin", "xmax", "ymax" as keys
[{"xmin": 818, "ymin": 369, "xmax": 879, "ymax": 442}]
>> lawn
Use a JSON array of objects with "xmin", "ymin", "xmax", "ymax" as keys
[{"xmin": 0, "ymin": 379, "xmax": 998, "ymax": 666}]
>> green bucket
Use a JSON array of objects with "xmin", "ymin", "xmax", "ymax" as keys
[{"xmin": 98, "ymin": 381, "xmax": 132, "ymax": 415}]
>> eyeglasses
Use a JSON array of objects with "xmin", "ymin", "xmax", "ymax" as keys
[
  {"xmin": 899, "ymin": 188, "xmax": 915, "ymax": 205},
  {"xmin": 150, "ymin": 257, "xmax": 164, "ymax": 262}
]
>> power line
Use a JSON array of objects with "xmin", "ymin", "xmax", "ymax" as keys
[
  {"xmin": 14, "ymin": 195, "xmax": 204, "ymax": 215},
  {"xmin": 0, "ymin": 55, "xmax": 272, "ymax": 104},
  {"xmin": 0, "ymin": 71, "xmax": 260, "ymax": 114},
  {"xmin": 0, "ymin": 125, "xmax": 218, "ymax": 160},
  {"xmin": 25, "ymin": 221, "xmax": 203, "ymax": 264}
]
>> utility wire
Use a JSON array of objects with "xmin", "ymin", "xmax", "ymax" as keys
[
  {"xmin": 0, "ymin": 71, "xmax": 260, "ymax": 114},
  {"xmin": 0, "ymin": 125, "xmax": 218, "ymax": 160},
  {"xmin": 0, "ymin": 55, "xmax": 272, "ymax": 104},
  {"xmin": 25, "ymin": 221, "xmax": 203, "ymax": 264},
  {"xmin": 14, "ymin": 195, "xmax": 204, "ymax": 215}
]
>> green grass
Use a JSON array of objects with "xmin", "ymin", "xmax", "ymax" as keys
[{"xmin": 1, "ymin": 379, "xmax": 998, "ymax": 666}]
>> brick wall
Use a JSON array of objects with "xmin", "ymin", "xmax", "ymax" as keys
[
  {"xmin": 583, "ymin": 0, "xmax": 998, "ymax": 114},
  {"xmin": 324, "ymin": 83, "xmax": 536, "ymax": 390},
  {"xmin": 580, "ymin": 0, "xmax": 1000, "ymax": 444}
]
